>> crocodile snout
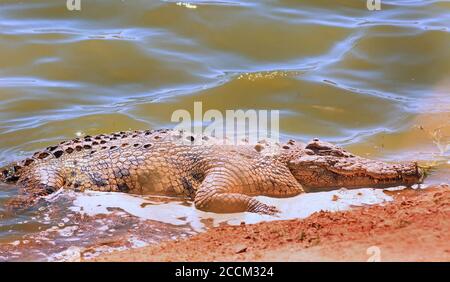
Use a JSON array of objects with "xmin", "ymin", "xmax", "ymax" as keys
[
  {"xmin": 289, "ymin": 154, "xmax": 425, "ymax": 190},
  {"xmin": 392, "ymin": 161, "xmax": 424, "ymax": 187}
]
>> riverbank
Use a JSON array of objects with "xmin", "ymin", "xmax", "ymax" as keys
[{"xmin": 91, "ymin": 184, "xmax": 450, "ymax": 262}]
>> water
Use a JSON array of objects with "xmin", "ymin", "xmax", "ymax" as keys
[
  {"xmin": 0, "ymin": 0, "xmax": 449, "ymax": 260},
  {"xmin": 0, "ymin": 185, "xmax": 397, "ymax": 261}
]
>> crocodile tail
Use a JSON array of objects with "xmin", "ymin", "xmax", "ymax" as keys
[
  {"xmin": 0, "ymin": 163, "xmax": 22, "ymax": 184},
  {"xmin": 0, "ymin": 164, "xmax": 9, "ymax": 182}
]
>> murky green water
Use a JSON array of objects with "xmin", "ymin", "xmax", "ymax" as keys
[{"xmin": 0, "ymin": 0, "xmax": 449, "ymax": 260}]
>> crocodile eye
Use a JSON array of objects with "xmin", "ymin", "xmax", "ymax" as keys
[
  {"xmin": 186, "ymin": 136, "xmax": 195, "ymax": 142},
  {"xmin": 305, "ymin": 142, "xmax": 332, "ymax": 151}
]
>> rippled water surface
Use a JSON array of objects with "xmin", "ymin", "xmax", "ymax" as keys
[{"xmin": 0, "ymin": 0, "xmax": 449, "ymax": 260}]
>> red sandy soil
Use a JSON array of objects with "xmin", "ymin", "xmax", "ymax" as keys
[{"xmin": 92, "ymin": 184, "xmax": 450, "ymax": 262}]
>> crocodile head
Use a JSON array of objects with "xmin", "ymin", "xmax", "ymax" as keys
[{"xmin": 288, "ymin": 139, "xmax": 424, "ymax": 191}]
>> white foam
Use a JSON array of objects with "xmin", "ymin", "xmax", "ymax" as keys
[
  {"xmin": 47, "ymin": 246, "xmax": 82, "ymax": 262},
  {"xmin": 71, "ymin": 188, "xmax": 394, "ymax": 232}
]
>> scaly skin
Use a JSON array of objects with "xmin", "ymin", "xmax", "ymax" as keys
[{"xmin": 0, "ymin": 129, "xmax": 424, "ymax": 214}]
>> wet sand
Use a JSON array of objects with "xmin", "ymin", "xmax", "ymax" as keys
[{"xmin": 92, "ymin": 184, "xmax": 450, "ymax": 262}]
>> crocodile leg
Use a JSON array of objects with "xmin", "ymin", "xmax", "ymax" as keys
[
  {"xmin": 194, "ymin": 164, "xmax": 304, "ymax": 215},
  {"xmin": 194, "ymin": 174, "xmax": 279, "ymax": 214}
]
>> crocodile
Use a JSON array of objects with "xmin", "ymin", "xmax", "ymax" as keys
[{"xmin": 0, "ymin": 129, "xmax": 424, "ymax": 214}]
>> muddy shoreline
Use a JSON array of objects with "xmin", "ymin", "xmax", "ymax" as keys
[{"xmin": 91, "ymin": 184, "xmax": 450, "ymax": 262}]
